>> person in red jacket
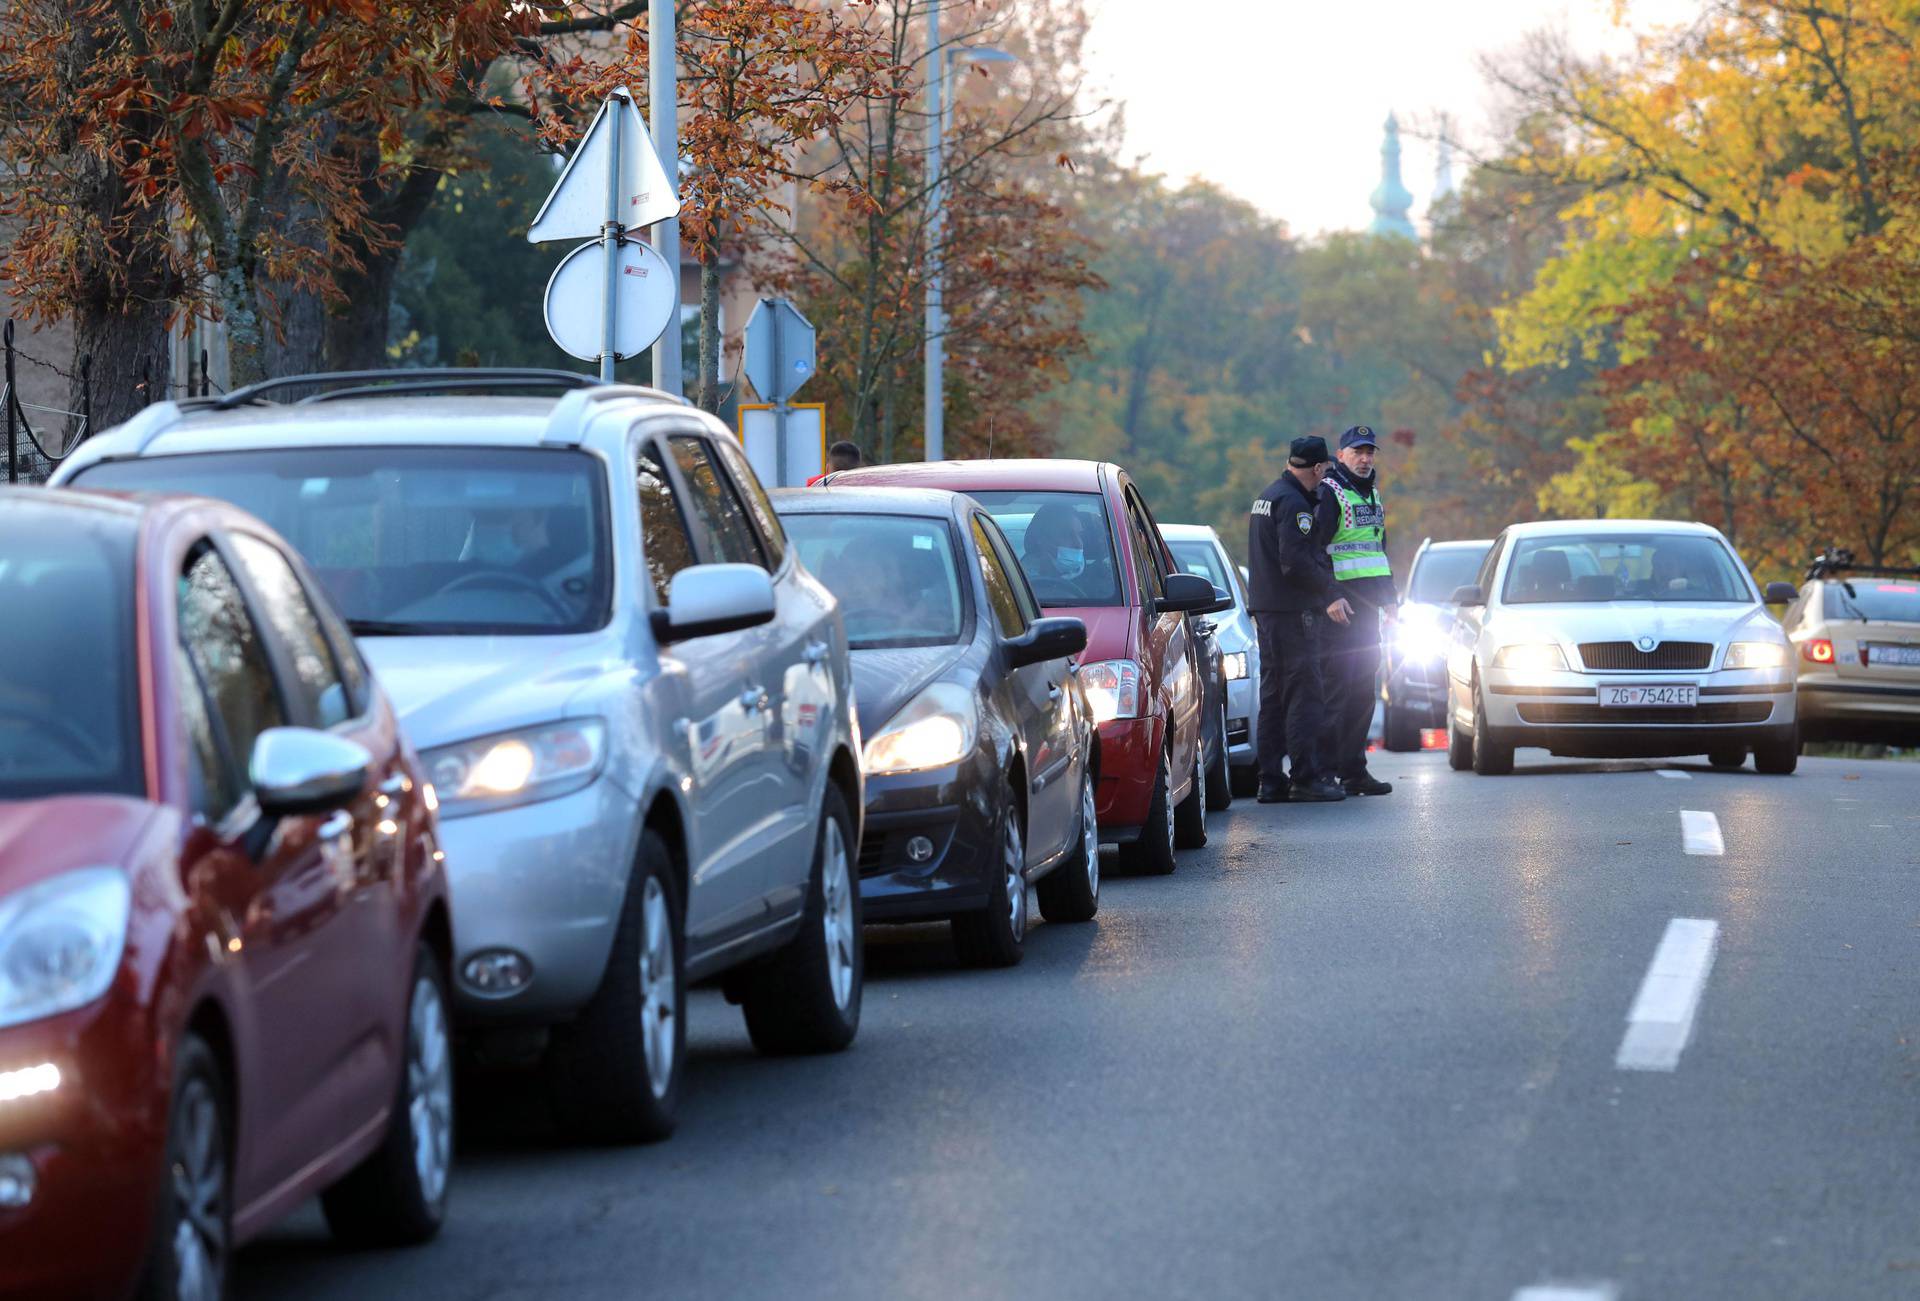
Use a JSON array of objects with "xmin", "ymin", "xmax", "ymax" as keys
[{"xmin": 807, "ymin": 441, "xmax": 863, "ymax": 485}]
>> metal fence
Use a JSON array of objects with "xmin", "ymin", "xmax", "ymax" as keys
[{"xmin": 2, "ymin": 318, "xmax": 222, "ymax": 484}]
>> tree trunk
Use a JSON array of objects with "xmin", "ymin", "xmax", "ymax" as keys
[
  {"xmin": 70, "ymin": 299, "xmax": 173, "ymax": 437},
  {"xmin": 697, "ymin": 249, "xmax": 722, "ymax": 414},
  {"xmin": 327, "ymin": 141, "xmax": 449, "ymax": 371}
]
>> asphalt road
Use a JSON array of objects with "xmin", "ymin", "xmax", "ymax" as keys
[{"xmin": 236, "ymin": 751, "xmax": 1920, "ymax": 1300}]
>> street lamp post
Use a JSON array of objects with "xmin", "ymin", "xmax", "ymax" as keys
[
  {"xmin": 923, "ymin": 9, "xmax": 1013, "ymax": 462},
  {"xmin": 649, "ymin": 0, "xmax": 683, "ymax": 396}
]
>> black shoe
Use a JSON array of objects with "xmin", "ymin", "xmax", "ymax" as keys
[
  {"xmin": 1343, "ymin": 775, "xmax": 1393, "ymax": 796},
  {"xmin": 1256, "ymin": 782, "xmax": 1289, "ymax": 804},
  {"xmin": 1289, "ymin": 779, "xmax": 1347, "ymax": 803}
]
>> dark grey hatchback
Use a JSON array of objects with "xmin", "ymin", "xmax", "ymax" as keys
[{"xmin": 773, "ymin": 486, "xmax": 1099, "ymax": 968}]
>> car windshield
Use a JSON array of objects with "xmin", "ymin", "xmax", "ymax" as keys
[
  {"xmin": 1825, "ymin": 578, "xmax": 1920, "ymax": 623},
  {"xmin": 1409, "ymin": 545, "xmax": 1491, "ymax": 604},
  {"xmin": 0, "ymin": 505, "xmax": 141, "ymax": 799},
  {"xmin": 783, "ymin": 513, "xmax": 967, "ymax": 649},
  {"xmin": 967, "ymin": 490, "xmax": 1123, "ymax": 607},
  {"xmin": 1501, "ymin": 532, "xmax": 1751, "ymax": 605},
  {"xmin": 78, "ymin": 447, "xmax": 611, "ymax": 635},
  {"xmin": 1168, "ymin": 539, "xmax": 1231, "ymax": 597}
]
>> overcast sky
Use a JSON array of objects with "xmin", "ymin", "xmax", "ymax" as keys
[{"xmin": 1081, "ymin": 0, "xmax": 1698, "ymax": 238}]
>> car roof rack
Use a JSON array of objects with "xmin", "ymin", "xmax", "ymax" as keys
[
  {"xmin": 1805, "ymin": 548, "xmax": 1920, "ymax": 582},
  {"xmin": 205, "ymin": 368, "xmax": 682, "ymax": 410}
]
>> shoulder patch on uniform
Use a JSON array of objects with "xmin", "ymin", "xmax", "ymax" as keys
[
  {"xmin": 1295, "ymin": 511, "xmax": 1313, "ymax": 534},
  {"xmin": 1251, "ymin": 499, "xmax": 1271, "ymax": 516}
]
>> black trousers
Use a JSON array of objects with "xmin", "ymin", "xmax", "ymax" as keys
[
  {"xmin": 1254, "ymin": 609, "xmax": 1326, "ymax": 788},
  {"xmin": 1321, "ymin": 601, "xmax": 1381, "ymax": 783}
]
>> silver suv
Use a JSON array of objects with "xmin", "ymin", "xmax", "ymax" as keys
[{"xmin": 56, "ymin": 370, "xmax": 865, "ymax": 1142}]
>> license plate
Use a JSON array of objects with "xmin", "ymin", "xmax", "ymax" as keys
[
  {"xmin": 1867, "ymin": 644, "xmax": 1920, "ymax": 667},
  {"xmin": 1599, "ymin": 684, "xmax": 1697, "ymax": 708}
]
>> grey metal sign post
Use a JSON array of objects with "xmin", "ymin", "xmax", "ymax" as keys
[
  {"xmin": 599, "ymin": 104, "xmax": 622, "ymax": 382},
  {"xmin": 744, "ymin": 298, "xmax": 817, "ymax": 486}
]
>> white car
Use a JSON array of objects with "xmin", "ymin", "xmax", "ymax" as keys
[
  {"xmin": 1160, "ymin": 523, "xmax": 1258, "ymax": 793},
  {"xmin": 1446, "ymin": 519, "xmax": 1800, "ymax": 774}
]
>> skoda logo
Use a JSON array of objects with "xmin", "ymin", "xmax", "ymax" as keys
[{"xmin": 1636, "ymin": 636, "xmax": 1657, "ymax": 653}]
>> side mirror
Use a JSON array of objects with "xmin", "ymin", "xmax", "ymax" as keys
[
  {"xmin": 250, "ymin": 728, "xmax": 373, "ymax": 817},
  {"xmin": 1004, "ymin": 616, "xmax": 1087, "ymax": 669},
  {"xmin": 1200, "ymin": 584, "xmax": 1235, "ymax": 616},
  {"xmin": 1156, "ymin": 571, "xmax": 1217, "ymax": 615},
  {"xmin": 1451, "ymin": 584, "xmax": 1485, "ymax": 608},
  {"xmin": 1764, "ymin": 581, "xmax": 1798, "ymax": 605},
  {"xmin": 651, "ymin": 563, "xmax": 776, "ymax": 643}
]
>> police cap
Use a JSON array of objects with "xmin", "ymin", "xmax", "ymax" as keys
[
  {"xmin": 1340, "ymin": 425, "xmax": 1379, "ymax": 450},
  {"xmin": 1288, "ymin": 435, "xmax": 1331, "ymax": 467}
]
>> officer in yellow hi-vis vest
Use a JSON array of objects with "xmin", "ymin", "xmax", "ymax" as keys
[{"xmin": 1317, "ymin": 426, "xmax": 1395, "ymax": 796}]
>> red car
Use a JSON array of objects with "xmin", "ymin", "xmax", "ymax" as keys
[
  {"xmin": 0, "ymin": 487, "xmax": 454, "ymax": 1299},
  {"xmin": 828, "ymin": 460, "xmax": 1222, "ymax": 872}
]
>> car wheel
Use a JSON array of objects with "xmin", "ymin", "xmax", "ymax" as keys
[
  {"xmin": 1447, "ymin": 687, "xmax": 1474, "ymax": 772},
  {"xmin": 1120, "ymin": 748, "xmax": 1178, "ymax": 875},
  {"xmin": 1204, "ymin": 699, "xmax": 1233, "ymax": 811},
  {"xmin": 322, "ymin": 943, "xmax": 455, "ymax": 1245},
  {"xmin": 1470, "ymin": 678, "xmax": 1514, "ymax": 775},
  {"xmin": 138, "ymin": 1035, "xmax": 229, "ymax": 1301},
  {"xmin": 1384, "ymin": 704, "xmax": 1422, "ymax": 752},
  {"xmin": 1037, "ymin": 763, "xmax": 1100, "ymax": 923},
  {"xmin": 545, "ymin": 831, "xmax": 684, "ymax": 1143},
  {"xmin": 740, "ymin": 784, "xmax": 863, "ymax": 1053},
  {"xmin": 1707, "ymin": 746, "xmax": 1747, "ymax": 769},
  {"xmin": 1754, "ymin": 724, "xmax": 1800, "ymax": 775},
  {"xmin": 1173, "ymin": 736, "xmax": 1208, "ymax": 849},
  {"xmin": 954, "ymin": 795, "xmax": 1028, "ymax": 968}
]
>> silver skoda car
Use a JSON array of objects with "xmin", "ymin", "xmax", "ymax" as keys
[{"xmin": 56, "ymin": 370, "xmax": 865, "ymax": 1142}]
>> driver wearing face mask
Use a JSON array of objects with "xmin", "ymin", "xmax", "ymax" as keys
[
  {"xmin": 1021, "ymin": 502, "xmax": 1091, "ymax": 591},
  {"xmin": 462, "ymin": 507, "xmax": 551, "ymax": 569}
]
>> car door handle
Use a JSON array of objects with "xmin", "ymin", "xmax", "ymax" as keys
[
  {"xmin": 804, "ymin": 640, "xmax": 831, "ymax": 666},
  {"xmin": 317, "ymin": 811, "xmax": 353, "ymax": 842}
]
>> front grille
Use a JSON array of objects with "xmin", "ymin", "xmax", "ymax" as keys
[
  {"xmin": 1227, "ymin": 721, "xmax": 1250, "ymax": 745},
  {"xmin": 1516, "ymin": 701, "xmax": 1772, "ymax": 726},
  {"xmin": 857, "ymin": 832, "xmax": 888, "ymax": 876},
  {"xmin": 1576, "ymin": 641, "xmax": 1713, "ymax": 671}
]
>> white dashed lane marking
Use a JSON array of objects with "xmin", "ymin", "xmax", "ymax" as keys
[
  {"xmin": 1616, "ymin": 917, "xmax": 1720, "ymax": 1072},
  {"xmin": 1679, "ymin": 809, "xmax": 1723, "ymax": 856},
  {"xmin": 1654, "ymin": 769, "xmax": 1690, "ymax": 780},
  {"xmin": 1513, "ymin": 1285, "xmax": 1619, "ymax": 1301}
]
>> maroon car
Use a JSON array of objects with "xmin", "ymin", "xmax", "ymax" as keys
[
  {"xmin": 0, "ymin": 488, "xmax": 454, "ymax": 1299},
  {"xmin": 828, "ymin": 460, "xmax": 1222, "ymax": 873}
]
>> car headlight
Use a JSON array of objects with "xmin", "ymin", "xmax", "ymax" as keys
[
  {"xmin": 1221, "ymin": 652, "xmax": 1249, "ymax": 681},
  {"xmin": 1076, "ymin": 659, "xmax": 1143, "ymax": 723},
  {"xmin": 863, "ymin": 682, "xmax": 977, "ymax": 775},
  {"xmin": 1392, "ymin": 618, "xmax": 1451, "ymax": 663},
  {"xmin": 0, "ymin": 868, "xmax": 130, "ymax": 1031},
  {"xmin": 422, "ymin": 719, "xmax": 607, "ymax": 817},
  {"xmin": 1492, "ymin": 643, "xmax": 1569, "ymax": 672},
  {"xmin": 1723, "ymin": 641, "xmax": 1788, "ymax": 669}
]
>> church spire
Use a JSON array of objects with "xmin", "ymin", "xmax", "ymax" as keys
[{"xmin": 1369, "ymin": 112, "xmax": 1417, "ymax": 241}]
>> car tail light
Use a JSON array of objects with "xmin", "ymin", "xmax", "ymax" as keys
[
  {"xmin": 1420, "ymin": 728, "xmax": 1448, "ymax": 750},
  {"xmin": 1802, "ymin": 638, "xmax": 1835, "ymax": 664}
]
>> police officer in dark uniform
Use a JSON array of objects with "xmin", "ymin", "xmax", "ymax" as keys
[{"xmin": 1246, "ymin": 436, "xmax": 1353, "ymax": 804}]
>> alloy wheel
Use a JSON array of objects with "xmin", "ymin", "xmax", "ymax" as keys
[
  {"xmin": 821, "ymin": 819, "xmax": 856, "ymax": 1010},
  {"xmin": 639, "ymin": 876, "xmax": 678, "ymax": 1098},
  {"xmin": 170, "ymin": 1076, "xmax": 227, "ymax": 1301},
  {"xmin": 407, "ymin": 972, "xmax": 454, "ymax": 1207},
  {"xmin": 1080, "ymin": 772, "xmax": 1100, "ymax": 897},
  {"xmin": 1004, "ymin": 814, "xmax": 1027, "ymax": 942},
  {"xmin": 1161, "ymin": 755, "xmax": 1175, "ymax": 856}
]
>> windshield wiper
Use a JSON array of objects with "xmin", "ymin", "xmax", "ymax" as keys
[{"xmin": 346, "ymin": 618, "xmax": 449, "ymax": 636}]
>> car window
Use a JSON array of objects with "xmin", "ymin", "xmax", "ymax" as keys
[
  {"xmin": 972, "ymin": 516, "xmax": 1030, "ymax": 637},
  {"xmin": 0, "ymin": 501, "xmax": 141, "ymax": 800},
  {"xmin": 228, "ymin": 533, "xmax": 351, "ymax": 728},
  {"xmin": 1824, "ymin": 578, "xmax": 1920, "ymax": 623},
  {"xmin": 712, "ymin": 436, "xmax": 787, "ymax": 570},
  {"xmin": 968, "ymin": 490, "xmax": 1123, "ymax": 607},
  {"xmin": 783, "ymin": 512, "xmax": 967, "ymax": 648},
  {"xmin": 669, "ymin": 435, "xmax": 768, "ymax": 569},
  {"xmin": 79, "ymin": 446, "xmax": 612, "ymax": 636},
  {"xmin": 1409, "ymin": 546, "xmax": 1493, "ymax": 604},
  {"xmin": 978, "ymin": 514, "xmax": 1042, "ymax": 625},
  {"xmin": 636, "ymin": 440, "xmax": 702, "ymax": 605},
  {"xmin": 1122, "ymin": 491, "xmax": 1165, "ymax": 603},
  {"xmin": 1502, "ymin": 533, "xmax": 1750, "ymax": 604},
  {"xmin": 172, "ymin": 638, "xmax": 240, "ymax": 818},
  {"xmin": 179, "ymin": 543, "xmax": 287, "ymax": 797},
  {"xmin": 1168, "ymin": 539, "xmax": 1230, "ymax": 596},
  {"xmin": 1474, "ymin": 535, "xmax": 1507, "ymax": 599}
]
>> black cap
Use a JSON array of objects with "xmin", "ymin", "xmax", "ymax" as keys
[
  {"xmin": 1288, "ymin": 435, "xmax": 1331, "ymax": 466},
  {"xmin": 1340, "ymin": 425, "xmax": 1379, "ymax": 450}
]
